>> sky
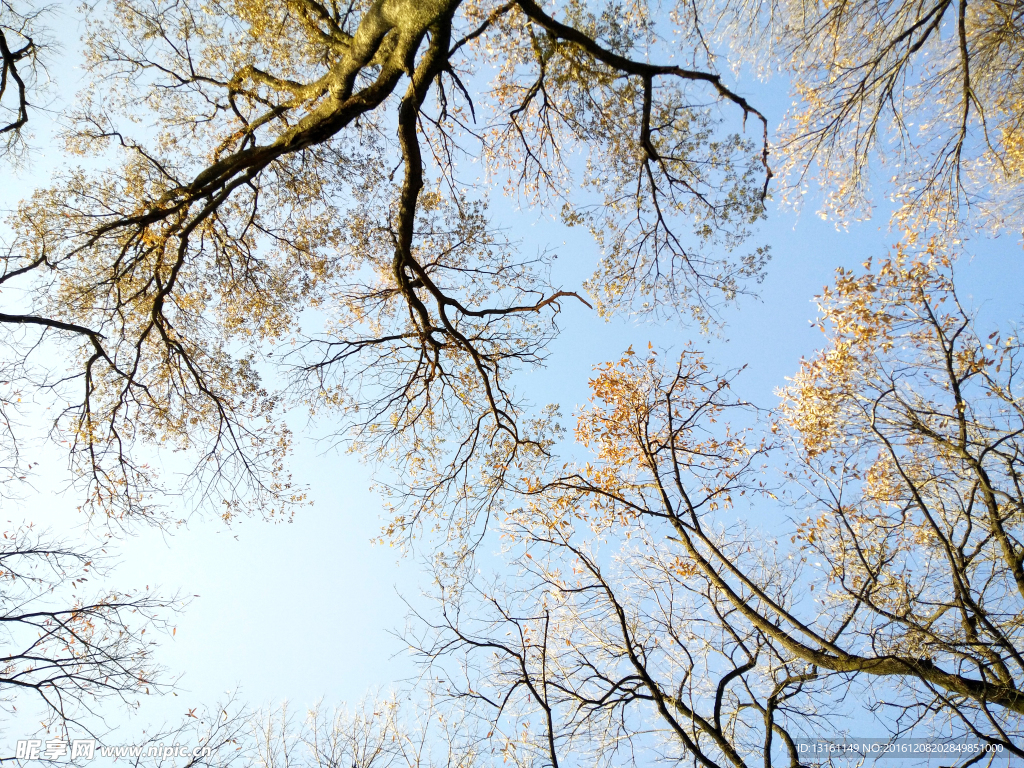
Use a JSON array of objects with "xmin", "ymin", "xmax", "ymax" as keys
[{"xmin": 2, "ymin": 0, "xmax": 1023, "ymax": 753}]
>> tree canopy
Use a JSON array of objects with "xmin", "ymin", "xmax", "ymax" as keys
[
  {"xmin": 1, "ymin": 0, "xmax": 780, "ymax": 536},
  {"xmin": 0, "ymin": 0, "xmax": 1019, "ymax": 536}
]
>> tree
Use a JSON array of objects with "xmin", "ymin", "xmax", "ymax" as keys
[
  {"xmin": 0, "ymin": 0, "xmax": 1021, "ymax": 543},
  {"xmin": 1, "ymin": 13, "xmax": 190, "ymax": 746},
  {"xmin": 243, "ymin": 694, "xmax": 484, "ymax": 768},
  {"xmin": 2, "ymin": 0, "xmax": 774, "ymax": 537},
  {"xmin": 406, "ymin": 243, "xmax": 1024, "ymax": 766},
  {"xmin": 0, "ymin": 0, "xmax": 45, "ymax": 159},
  {"xmin": 701, "ymin": 0, "xmax": 1024, "ymax": 236},
  {"xmin": 411, "ymin": 351, "xmax": 822, "ymax": 768},
  {"xmin": 110, "ymin": 692, "xmax": 486, "ymax": 768},
  {"xmin": 0, "ymin": 525, "xmax": 177, "ymax": 746}
]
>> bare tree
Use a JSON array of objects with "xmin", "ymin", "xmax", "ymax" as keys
[
  {"xmin": 410, "ymin": 542, "xmax": 838, "ymax": 768},
  {"xmin": 406, "ymin": 356, "xmax": 831, "ymax": 768},
  {"xmin": 114, "ymin": 694, "xmax": 255, "ymax": 768},
  {"xmin": 0, "ymin": 524, "xmax": 179, "ymax": 750},
  {"xmin": 0, "ymin": 0, "xmax": 47, "ymax": 159},
  {"xmin": 401, "ymin": 245, "xmax": 1024, "ymax": 767},
  {"xmin": 167, "ymin": 693, "xmax": 487, "ymax": 768}
]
